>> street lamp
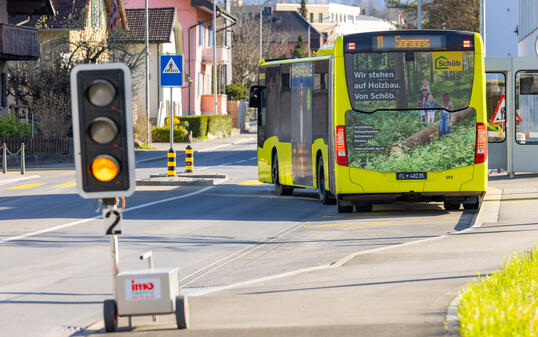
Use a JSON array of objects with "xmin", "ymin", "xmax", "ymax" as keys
[
  {"xmin": 259, "ymin": 0, "xmax": 272, "ymax": 61},
  {"xmin": 308, "ymin": 16, "xmax": 333, "ymax": 56}
]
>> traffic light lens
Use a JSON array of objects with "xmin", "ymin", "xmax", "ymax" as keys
[
  {"xmin": 91, "ymin": 155, "xmax": 119, "ymax": 182},
  {"xmin": 88, "ymin": 80, "xmax": 116, "ymax": 107},
  {"xmin": 89, "ymin": 117, "xmax": 118, "ymax": 144}
]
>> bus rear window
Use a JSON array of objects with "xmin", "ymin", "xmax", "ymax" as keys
[{"xmin": 344, "ymin": 51, "xmax": 474, "ymax": 113}]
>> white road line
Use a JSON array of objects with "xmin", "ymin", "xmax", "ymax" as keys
[
  {"xmin": 236, "ymin": 160, "xmax": 247, "ymax": 164},
  {"xmin": 249, "ymin": 156, "xmax": 257, "ymax": 160},
  {"xmin": 0, "ymin": 186, "xmax": 215, "ymax": 244},
  {"xmin": 221, "ymin": 163, "xmax": 232, "ymax": 166}
]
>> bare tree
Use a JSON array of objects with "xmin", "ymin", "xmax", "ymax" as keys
[{"xmin": 231, "ymin": 6, "xmax": 289, "ymax": 87}]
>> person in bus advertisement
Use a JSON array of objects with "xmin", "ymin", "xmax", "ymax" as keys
[
  {"xmin": 417, "ymin": 80, "xmax": 431, "ymax": 125},
  {"xmin": 440, "ymin": 92, "xmax": 454, "ymax": 136},
  {"xmin": 424, "ymin": 93, "xmax": 441, "ymax": 125}
]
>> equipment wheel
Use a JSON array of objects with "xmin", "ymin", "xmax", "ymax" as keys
[
  {"xmin": 103, "ymin": 299, "xmax": 118, "ymax": 332},
  {"xmin": 317, "ymin": 161, "xmax": 336, "ymax": 205},
  {"xmin": 272, "ymin": 154, "xmax": 293, "ymax": 196},
  {"xmin": 175, "ymin": 295, "xmax": 189, "ymax": 329},
  {"xmin": 463, "ymin": 197, "xmax": 480, "ymax": 210},
  {"xmin": 355, "ymin": 202, "xmax": 373, "ymax": 212},
  {"xmin": 337, "ymin": 198, "xmax": 353, "ymax": 213},
  {"xmin": 444, "ymin": 201, "xmax": 461, "ymax": 211}
]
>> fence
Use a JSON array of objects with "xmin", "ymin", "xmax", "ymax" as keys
[
  {"xmin": 2, "ymin": 142, "xmax": 25, "ymax": 174},
  {"xmin": 0, "ymin": 138, "xmax": 69, "ymax": 154}
]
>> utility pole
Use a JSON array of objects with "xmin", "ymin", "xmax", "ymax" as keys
[
  {"xmin": 417, "ymin": 0, "xmax": 422, "ymax": 29},
  {"xmin": 145, "ymin": 0, "xmax": 151, "ymax": 146},
  {"xmin": 213, "ymin": 0, "xmax": 217, "ymax": 114}
]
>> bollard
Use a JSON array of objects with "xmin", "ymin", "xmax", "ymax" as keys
[
  {"xmin": 167, "ymin": 148, "xmax": 176, "ymax": 176},
  {"xmin": 20, "ymin": 143, "xmax": 25, "ymax": 175},
  {"xmin": 185, "ymin": 145, "xmax": 193, "ymax": 173},
  {"xmin": 2, "ymin": 143, "xmax": 6, "ymax": 174}
]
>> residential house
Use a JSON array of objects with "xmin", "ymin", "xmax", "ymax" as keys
[
  {"xmin": 124, "ymin": 0, "xmax": 237, "ymax": 116},
  {"xmin": 118, "ymin": 7, "xmax": 183, "ymax": 125},
  {"xmin": 275, "ymin": 3, "xmax": 394, "ymax": 46},
  {"xmin": 10, "ymin": 0, "xmax": 128, "ymax": 62},
  {"xmin": 233, "ymin": 6, "xmax": 321, "ymax": 58},
  {"xmin": 0, "ymin": 0, "xmax": 55, "ymax": 116}
]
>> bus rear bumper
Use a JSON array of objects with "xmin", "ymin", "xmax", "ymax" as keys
[{"xmin": 338, "ymin": 191, "xmax": 485, "ymax": 204}]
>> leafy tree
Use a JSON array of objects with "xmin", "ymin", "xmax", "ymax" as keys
[
  {"xmin": 385, "ymin": 0, "xmax": 479, "ymax": 32},
  {"xmin": 299, "ymin": 0, "xmax": 308, "ymax": 20},
  {"xmin": 292, "ymin": 35, "xmax": 308, "ymax": 58}
]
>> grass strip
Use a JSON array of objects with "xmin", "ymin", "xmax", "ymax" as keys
[{"xmin": 458, "ymin": 246, "xmax": 538, "ymax": 337}]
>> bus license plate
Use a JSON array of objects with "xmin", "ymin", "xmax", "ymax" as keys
[{"xmin": 396, "ymin": 172, "xmax": 427, "ymax": 180}]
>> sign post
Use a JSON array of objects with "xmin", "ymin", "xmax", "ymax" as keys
[{"xmin": 160, "ymin": 54, "xmax": 184, "ymax": 176}]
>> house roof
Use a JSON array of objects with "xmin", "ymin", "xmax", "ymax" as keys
[
  {"xmin": 9, "ymin": 0, "xmax": 127, "ymax": 30},
  {"xmin": 191, "ymin": 0, "xmax": 237, "ymax": 24},
  {"xmin": 117, "ymin": 7, "xmax": 176, "ymax": 43},
  {"xmin": 271, "ymin": 10, "xmax": 321, "ymax": 43},
  {"xmin": 7, "ymin": 0, "xmax": 55, "ymax": 16}
]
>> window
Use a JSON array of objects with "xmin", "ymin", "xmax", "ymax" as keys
[
  {"xmin": 198, "ymin": 23, "xmax": 204, "ymax": 46},
  {"xmin": 310, "ymin": 13, "xmax": 314, "ymax": 22},
  {"xmin": 91, "ymin": 0, "xmax": 101, "ymax": 28},
  {"xmin": 486, "ymin": 72, "xmax": 506, "ymax": 143},
  {"xmin": 319, "ymin": 13, "xmax": 323, "ymax": 23},
  {"xmin": 208, "ymin": 25, "xmax": 213, "ymax": 47},
  {"xmin": 515, "ymin": 71, "xmax": 538, "ymax": 144}
]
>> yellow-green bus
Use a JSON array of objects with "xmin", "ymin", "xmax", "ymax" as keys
[{"xmin": 249, "ymin": 30, "xmax": 487, "ymax": 213}]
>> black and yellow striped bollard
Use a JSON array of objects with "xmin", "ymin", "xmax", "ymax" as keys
[
  {"xmin": 185, "ymin": 145, "xmax": 193, "ymax": 173},
  {"xmin": 167, "ymin": 148, "xmax": 176, "ymax": 176}
]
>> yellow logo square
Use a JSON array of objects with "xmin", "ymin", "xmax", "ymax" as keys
[{"xmin": 433, "ymin": 52, "xmax": 463, "ymax": 71}]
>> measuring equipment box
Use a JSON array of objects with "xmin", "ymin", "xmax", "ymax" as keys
[{"xmin": 116, "ymin": 268, "xmax": 179, "ymax": 316}]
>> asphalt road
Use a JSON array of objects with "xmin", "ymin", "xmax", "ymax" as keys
[{"xmin": 0, "ymin": 134, "xmax": 478, "ymax": 337}]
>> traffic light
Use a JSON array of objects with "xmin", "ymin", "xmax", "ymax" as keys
[{"xmin": 70, "ymin": 63, "xmax": 135, "ymax": 199}]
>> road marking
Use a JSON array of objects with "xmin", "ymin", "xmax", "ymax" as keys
[
  {"xmin": 239, "ymin": 180, "xmax": 263, "ymax": 186},
  {"xmin": 221, "ymin": 162, "xmax": 232, "ymax": 166},
  {"xmin": 53, "ymin": 182, "xmax": 77, "ymax": 188},
  {"xmin": 0, "ymin": 186, "xmax": 215, "ymax": 244},
  {"xmin": 236, "ymin": 159, "xmax": 247, "ymax": 164},
  {"xmin": 249, "ymin": 156, "xmax": 257, "ymax": 160},
  {"xmin": 0, "ymin": 175, "xmax": 40, "ymax": 186},
  {"xmin": 8, "ymin": 183, "xmax": 44, "ymax": 190}
]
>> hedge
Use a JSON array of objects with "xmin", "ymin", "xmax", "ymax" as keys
[
  {"xmin": 177, "ymin": 115, "xmax": 231, "ymax": 138},
  {"xmin": 151, "ymin": 126, "xmax": 188, "ymax": 142}
]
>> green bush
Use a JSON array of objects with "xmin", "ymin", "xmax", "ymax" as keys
[
  {"xmin": 208, "ymin": 115, "xmax": 232, "ymax": 137},
  {"xmin": 151, "ymin": 126, "xmax": 188, "ymax": 142},
  {"xmin": 0, "ymin": 113, "xmax": 31, "ymax": 138},
  {"xmin": 225, "ymin": 83, "xmax": 248, "ymax": 101},
  {"xmin": 178, "ymin": 116, "xmax": 209, "ymax": 138}
]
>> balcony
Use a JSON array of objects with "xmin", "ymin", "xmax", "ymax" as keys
[
  {"xmin": 202, "ymin": 46, "xmax": 230, "ymax": 65},
  {"xmin": 0, "ymin": 24, "xmax": 40, "ymax": 60}
]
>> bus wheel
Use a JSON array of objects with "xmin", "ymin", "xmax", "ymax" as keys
[
  {"xmin": 444, "ymin": 201, "xmax": 461, "ymax": 211},
  {"xmin": 337, "ymin": 198, "xmax": 353, "ymax": 213},
  {"xmin": 272, "ymin": 154, "xmax": 293, "ymax": 196},
  {"xmin": 463, "ymin": 197, "xmax": 480, "ymax": 210},
  {"xmin": 355, "ymin": 202, "xmax": 372, "ymax": 212},
  {"xmin": 317, "ymin": 162, "xmax": 335, "ymax": 205}
]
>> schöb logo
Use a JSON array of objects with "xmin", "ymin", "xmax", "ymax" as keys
[{"xmin": 433, "ymin": 52, "xmax": 463, "ymax": 72}]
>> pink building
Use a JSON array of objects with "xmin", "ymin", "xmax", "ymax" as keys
[{"xmin": 124, "ymin": 0, "xmax": 235, "ymax": 116}]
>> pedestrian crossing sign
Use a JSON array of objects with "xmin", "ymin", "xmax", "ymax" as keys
[{"xmin": 160, "ymin": 54, "xmax": 184, "ymax": 87}]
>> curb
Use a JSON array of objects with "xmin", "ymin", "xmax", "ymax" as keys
[
  {"xmin": 444, "ymin": 185, "xmax": 503, "ymax": 336},
  {"xmin": 136, "ymin": 173, "xmax": 229, "ymax": 186}
]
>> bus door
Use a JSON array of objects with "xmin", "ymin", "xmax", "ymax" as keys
[
  {"xmin": 290, "ymin": 61, "xmax": 314, "ymax": 186},
  {"xmin": 486, "ymin": 57, "xmax": 538, "ymax": 175}
]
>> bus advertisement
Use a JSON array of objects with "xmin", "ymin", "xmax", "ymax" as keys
[{"xmin": 250, "ymin": 30, "xmax": 487, "ymax": 213}]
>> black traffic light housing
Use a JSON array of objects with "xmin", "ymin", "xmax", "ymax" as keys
[{"xmin": 71, "ymin": 63, "xmax": 135, "ymax": 199}]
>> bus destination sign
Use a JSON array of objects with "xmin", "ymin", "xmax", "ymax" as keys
[{"xmin": 373, "ymin": 35, "xmax": 445, "ymax": 51}]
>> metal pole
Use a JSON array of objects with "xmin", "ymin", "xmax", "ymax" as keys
[
  {"xmin": 2, "ymin": 143, "xmax": 6, "ymax": 174},
  {"xmin": 145, "ymin": 0, "xmax": 151, "ymax": 147},
  {"xmin": 213, "ymin": 0, "xmax": 217, "ymax": 115},
  {"xmin": 480, "ymin": 0, "xmax": 486, "ymax": 53},
  {"xmin": 110, "ymin": 234, "xmax": 119, "ymax": 299},
  {"xmin": 20, "ymin": 143, "xmax": 25, "ymax": 175},
  {"xmin": 417, "ymin": 0, "xmax": 422, "ymax": 29},
  {"xmin": 259, "ymin": 6, "xmax": 263, "ymax": 61},
  {"xmin": 308, "ymin": 25, "xmax": 311, "ymax": 57},
  {"xmin": 170, "ymin": 87, "xmax": 174, "ymax": 149}
]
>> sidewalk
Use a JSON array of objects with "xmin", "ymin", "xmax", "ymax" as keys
[{"xmin": 96, "ymin": 173, "xmax": 538, "ymax": 337}]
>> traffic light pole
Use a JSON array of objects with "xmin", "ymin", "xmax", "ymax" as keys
[{"xmin": 168, "ymin": 87, "xmax": 176, "ymax": 176}]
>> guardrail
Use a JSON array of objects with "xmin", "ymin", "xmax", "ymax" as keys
[{"xmin": 2, "ymin": 142, "xmax": 25, "ymax": 175}]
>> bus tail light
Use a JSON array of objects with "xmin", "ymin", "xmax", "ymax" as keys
[
  {"xmin": 336, "ymin": 125, "xmax": 348, "ymax": 166},
  {"xmin": 475, "ymin": 123, "xmax": 487, "ymax": 163}
]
